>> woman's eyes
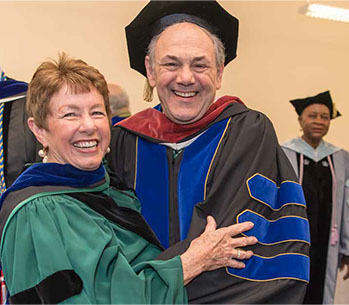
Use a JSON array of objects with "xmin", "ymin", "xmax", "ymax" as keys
[
  {"xmin": 308, "ymin": 114, "xmax": 329, "ymax": 121},
  {"xmin": 92, "ymin": 111, "xmax": 106, "ymax": 116},
  {"xmin": 62, "ymin": 111, "xmax": 106, "ymax": 118},
  {"xmin": 63, "ymin": 112, "xmax": 77, "ymax": 118}
]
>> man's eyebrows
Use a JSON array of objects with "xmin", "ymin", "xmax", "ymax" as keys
[
  {"xmin": 192, "ymin": 56, "xmax": 206, "ymax": 62},
  {"xmin": 161, "ymin": 55, "xmax": 208, "ymax": 62},
  {"xmin": 161, "ymin": 55, "xmax": 179, "ymax": 61}
]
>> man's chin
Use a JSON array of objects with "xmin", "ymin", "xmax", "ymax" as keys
[{"xmin": 171, "ymin": 114, "xmax": 204, "ymax": 125}]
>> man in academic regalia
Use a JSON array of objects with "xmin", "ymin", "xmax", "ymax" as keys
[
  {"xmin": 282, "ymin": 91, "xmax": 349, "ymax": 304},
  {"xmin": 0, "ymin": 68, "xmax": 41, "ymax": 189},
  {"xmin": 0, "ymin": 67, "xmax": 41, "ymax": 304},
  {"xmin": 107, "ymin": 1, "xmax": 310, "ymax": 303}
]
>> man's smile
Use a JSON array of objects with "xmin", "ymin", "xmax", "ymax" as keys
[{"xmin": 173, "ymin": 90, "xmax": 197, "ymax": 98}]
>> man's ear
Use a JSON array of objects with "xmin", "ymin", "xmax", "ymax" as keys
[
  {"xmin": 215, "ymin": 64, "xmax": 224, "ymax": 90},
  {"xmin": 145, "ymin": 56, "xmax": 156, "ymax": 88},
  {"xmin": 27, "ymin": 117, "xmax": 47, "ymax": 147}
]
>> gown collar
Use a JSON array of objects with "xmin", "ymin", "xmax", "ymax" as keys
[
  {"xmin": 283, "ymin": 137, "xmax": 341, "ymax": 162},
  {"xmin": 0, "ymin": 163, "xmax": 106, "ymax": 209},
  {"xmin": 117, "ymin": 95, "xmax": 244, "ymax": 143}
]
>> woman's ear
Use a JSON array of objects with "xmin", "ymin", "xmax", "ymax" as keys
[{"xmin": 27, "ymin": 117, "xmax": 47, "ymax": 147}]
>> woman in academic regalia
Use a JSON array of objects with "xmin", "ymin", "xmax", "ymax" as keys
[{"xmin": 282, "ymin": 90, "xmax": 349, "ymax": 304}]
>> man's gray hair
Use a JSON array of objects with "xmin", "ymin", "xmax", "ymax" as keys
[{"xmin": 147, "ymin": 22, "xmax": 226, "ymax": 72}]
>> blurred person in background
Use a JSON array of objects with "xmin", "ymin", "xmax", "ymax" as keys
[{"xmin": 107, "ymin": 83, "xmax": 131, "ymax": 126}]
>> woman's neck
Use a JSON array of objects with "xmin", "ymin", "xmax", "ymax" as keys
[{"xmin": 301, "ymin": 135, "xmax": 321, "ymax": 149}]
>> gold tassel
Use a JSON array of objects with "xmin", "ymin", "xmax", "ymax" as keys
[
  {"xmin": 332, "ymin": 102, "xmax": 338, "ymax": 118},
  {"xmin": 143, "ymin": 79, "xmax": 154, "ymax": 103}
]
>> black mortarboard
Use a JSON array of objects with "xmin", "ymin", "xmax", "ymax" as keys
[
  {"xmin": 290, "ymin": 90, "xmax": 341, "ymax": 119},
  {"xmin": 125, "ymin": 1, "xmax": 239, "ymax": 77}
]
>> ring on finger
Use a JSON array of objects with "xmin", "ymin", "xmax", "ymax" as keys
[{"xmin": 237, "ymin": 249, "xmax": 241, "ymax": 259}]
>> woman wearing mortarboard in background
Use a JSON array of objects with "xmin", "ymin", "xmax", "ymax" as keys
[{"xmin": 282, "ymin": 91, "xmax": 349, "ymax": 304}]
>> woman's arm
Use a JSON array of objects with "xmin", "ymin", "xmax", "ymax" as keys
[
  {"xmin": 1, "ymin": 195, "xmax": 187, "ymax": 304},
  {"xmin": 181, "ymin": 216, "xmax": 256, "ymax": 285}
]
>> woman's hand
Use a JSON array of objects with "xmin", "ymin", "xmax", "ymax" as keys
[{"xmin": 180, "ymin": 215, "xmax": 258, "ymax": 285}]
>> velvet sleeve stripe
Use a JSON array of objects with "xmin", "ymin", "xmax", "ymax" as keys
[
  {"xmin": 247, "ymin": 174, "xmax": 306, "ymax": 210},
  {"xmin": 9, "ymin": 270, "xmax": 82, "ymax": 304},
  {"xmin": 237, "ymin": 209, "xmax": 310, "ymax": 244},
  {"xmin": 227, "ymin": 253, "xmax": 310, "ymax": 282}
]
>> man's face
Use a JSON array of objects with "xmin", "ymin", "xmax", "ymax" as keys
[
  {"xmin": 299, "ymin": 103, "xmax": 331, "ymax": 142},
  {"xmin": 145, "ymin": 22, "xmax": 224, "ymax": 125}
]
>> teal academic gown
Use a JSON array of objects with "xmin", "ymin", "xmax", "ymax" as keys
[{"xmin": 0, "ymin": 163, "xmax": 187, "ymax": 304}]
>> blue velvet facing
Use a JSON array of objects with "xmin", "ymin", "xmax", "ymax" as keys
[
  {"xmin": 135, "ymin": 119, "xmax": 229, "ymax": 248},
  {"xmin": 136, "ymin": 139, "xmax": 170, "ymax": 248},
  {"xmin": 0, "ymin": 163, "xmax": 106, "ymax": 209},
  {"xmin": 247, "ymin": 174, "xmax": 306, "ymax": 210},
  {"xmin": 177, "ymin": 119, "xmax": 228, "ymax": 240}
]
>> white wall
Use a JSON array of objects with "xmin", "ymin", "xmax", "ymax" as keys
[
  {"xmin": 1, "ymin": 0, "xmax": 348, "ymax": 150},
  {"xmin": 1, "ymin": 1, "xmax": 348, "ymax": 301}
]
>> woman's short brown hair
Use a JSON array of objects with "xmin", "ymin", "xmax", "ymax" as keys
[{"xmin": 27, "ymin": 52, "xmax": 111, "ymax": 129}]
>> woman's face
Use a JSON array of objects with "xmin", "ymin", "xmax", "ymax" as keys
[
  {"xmin": 30, "ymin": 85, "xmax": 111, "ymax": 171},
  {"xmin": 299, "ymin": 103, "xmax": 330, "ymax": 142}
]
